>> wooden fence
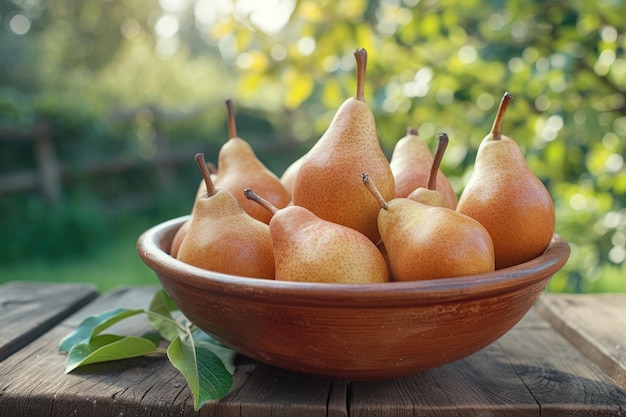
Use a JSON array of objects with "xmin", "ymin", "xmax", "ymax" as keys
[
  {"xmin": 0, "ymin": 118, "xmax": 61, "ymax": 203},
  {"xmin": 0, "ymin": 108, "xmax": 212, "ymax": 207},
  {"xmin": 0, "ymin": 106, "xmax": 298, "ymax": 208}
]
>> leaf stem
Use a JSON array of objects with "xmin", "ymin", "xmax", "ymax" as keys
[{"xmin": 145, "ymin": 310, "xmax": 189, "ymax": 333}]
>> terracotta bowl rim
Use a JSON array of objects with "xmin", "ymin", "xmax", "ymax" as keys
[{"xmin": 137, "ymin": 215, "xmax": 571, "ymax": 308}]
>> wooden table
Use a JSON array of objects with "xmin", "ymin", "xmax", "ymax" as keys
[{"xmin": 1, "ymin": 281, "xmax": 624, "ymax": 416}]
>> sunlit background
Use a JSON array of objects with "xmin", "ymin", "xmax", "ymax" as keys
[{"xmin": 1, "ymin": 0, "xmax": 625, "ymax": 292}]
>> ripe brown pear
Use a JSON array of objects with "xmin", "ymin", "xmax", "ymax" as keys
[
  {"xmin": 456, "ymin": 92, "xmax": 555, "ymax": 269},
  {"xmin": 215, "ymin": 99, "xmax": 291, "ymax": 224},
  {"xmin": 170, "ymin": 161, "xmax": 218, "ymax": 258},
  {"xmin": 363, "ymin": 173, "xmax": 495, "ymax": 281},
  {"xmin": 177, "ymin": 153, "xmax": 275, "ymax": 279},
  {"xmin": 279, "ymin": 153, "xmax": 305, "ymax": 198},
  {"xmin": 390, "ymin": 127, "xmax": 457, "ymax": 209},
  {"xmin": 170, "ymin": 221, "xmax": 189, "ymax": 259},
  {"xmin": 292, "ymin": 48, "xmax": 394, "ymax": 243},
  {"xmin": 244, "ymin": 188, "xmax": 389, "ymax": 284},
  {"xmin": 407, "ymin": 133, "xmax": 449, "ymax": 207}
]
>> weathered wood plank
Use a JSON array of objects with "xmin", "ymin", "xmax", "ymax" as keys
[
  {"xmin": 0, "ymin": 281, "xmax": 99, "ymax": 362},
  {"xmin": 329, "ymin": 381, "xmax": 349, "ymax": 417},
  {"xmin": 0, "ymin": 285, "xmax": 344, "ymax": 417},
  {"xmin": 221, "ymin": 361, "xmax": 347, "ymax": 417},
  {"xmin": 537, "ymin": 293, "xmax": 626, "ymax": 389},
  {"xmin": 349, "ymin": 307, "xmax": 626, "ymax": 416},
  {"xmin": 2, "ymin": 285, "xmax": 625, "ymax": 417},
  {"xmin": 501, "ymin": 319, "xmax": 626, "ymax": 417},
  {"xmin": 0, "ymin": 286, "xmax": 191, "ymax": 417}
]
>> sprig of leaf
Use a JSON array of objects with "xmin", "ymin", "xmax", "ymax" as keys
[{"xmin": 59, "ymin": 289, "xmax": 235, "ymax": 410}]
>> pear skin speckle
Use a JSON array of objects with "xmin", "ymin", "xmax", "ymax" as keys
[
  {"xmin": 177, "ymin": 189, "xmax": 275, "ymax": 279},
  {"xmin": 292, "ymin": 98, "xmax": 394, "ymax": 243},
  {"xmin": 379, "ymin": 199, "xmax": 495, "ymax": 281},
  {"xmin": 270, "ymin": 206, "xmax": 389, "ymax": 283},
  {"xmin": 390, "ymin": 130, "xmax": 457, "ymax": 209},
  {"xmin": 456, "ymin": 136, "xmax": 555, "ymax": 269}
]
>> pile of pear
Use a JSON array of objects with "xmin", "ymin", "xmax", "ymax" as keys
[{"xmin": 172, "ymin": 48, "xmax": 556, "ymax": 284}]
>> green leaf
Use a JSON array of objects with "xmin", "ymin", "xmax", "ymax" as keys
[
  {"xmin": 151, "ymin": 288, "xmax": 179, "ymax": 312},
  {"xmin": 59, "ymin": 308, "xmax": 145, "ymax": 352},
  {"xmin": 141, "ymin": 331, "xmax": 162, "ymax": 347},
  {"xmin": 191, "ymin": 330, "xmax": 237, "ymax": 375},
  {"xmin": 148, "ymin": 289, "xmax": 180, "ymax": 341},
  {"xmin": 65, "ymin": 335, "xmax": 160, "ymax": 373},
  {"xmin": 167, "ymin": 333, "xmax": 234, "ymax": 410}
]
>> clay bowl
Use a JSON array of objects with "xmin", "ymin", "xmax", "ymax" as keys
[{"xmin": 137, "ymin": 215, "xmax": 570, "ymax": 381}]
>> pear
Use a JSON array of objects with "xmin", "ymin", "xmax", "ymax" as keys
[
  {"xmin": 170, "ymin": 220, "xmax": 189, "ymax": 259},
  {"xmin": 456, "ymin": 92, "xmax": 555, "ymax": 269},
  {"xmin": 390, "ymin": 127, "xmax": 457, "ymax": 209},
  {"xmin": 170, "ymin": 161, "xmax": 218, "ymax": 258},
  {"xmin": 406, "ymin": 133, "xmax": 449, "ymax": 207},
  {"xmin": 379, "ymin": 132, "xmax": 449, "ymax": 277},
  {"xmin": 176, "ymin": 153, "xmax": 275, "ymax": 279},
  {"xmin": 244, "ymin": 188, "xmax": 389, "ymax": 284},
  {"xmin": 292, "ymin": 48, "xmax": 394, "ymax": 243},
  {"xmin": 279, "ymin": 153, "xmax": 305, "ymax": 198},
  {"xmin": 363, "ymin": 173, "xmax": 495, "ymax": 281},
  {"xmin": 389, "ymin": 127, "xmax": 457, "ymax": 209},
  {"xmin": 215, "ymin": 99, "xmax": 291, "ymax": 224}
]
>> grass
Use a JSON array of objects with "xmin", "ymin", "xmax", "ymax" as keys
[
  {"xmin": 0, "ymin": 191, "xmax": 192, "ymax": 293},
  {"xmin": 0, "ymin": 225, "xmax": 161, "ymax": 293}
]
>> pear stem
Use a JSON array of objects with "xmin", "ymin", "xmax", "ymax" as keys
[
  {"xmin": 407, "ymin": 127, "xmax": 418, "ymax": 136},
  {"xmin": 362, "ymin": 173, "xmax": 388, "ymax": 210},
  {"xmin": 490, "ymin": 92, "xmax": 513, "ymax": 140},
  {"xmin": 225, "ymin": 98, "xmax": 237, "ymax": 139},
  {"xmin": 427, "ymin": 133, "xmax": 448, "ymax": 191},
  {"xmin": 206, "ymin": 161, "xmax": 218, "ymax": 175},
  {"xmin": 194, "ymin": 153, "xmax": 217, "ymax": 197},
  {"xmin": 354, "ymin": 48, "xmax": 367, "ymax": 102},
  {"xmin": 244, "ymin": 188, "xmax": 278, "ymax": 215}
]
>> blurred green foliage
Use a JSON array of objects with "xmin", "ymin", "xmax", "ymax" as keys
[{"xmin": 0, "ymin": 0, "xmax": 624, "ymax": 292}]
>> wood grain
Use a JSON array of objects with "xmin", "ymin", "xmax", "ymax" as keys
[
  {"xmin": 0, "ymin": 285, "xmax": 342, "ymax": 417},
  {"xmin": 537, "ymin": 293, "xmax": 626, "ymax": 389},
  {"xmin": 222, "ymin": 360, "xmax": 347, "ymax": 417},
  {"xmin": 0, "ymin": 281, "xmax": 99, "ymax": 362},
  {"xmin": 1, "ymin": 285, "xmax": 625, "ymax": 416},
  {"xmin": 349, "ymin": 308, "xmax": 626, "ymax": 416},
  {"xmin": 0, "ymin": 286, "xmax": 191, "ymax": 417}
]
